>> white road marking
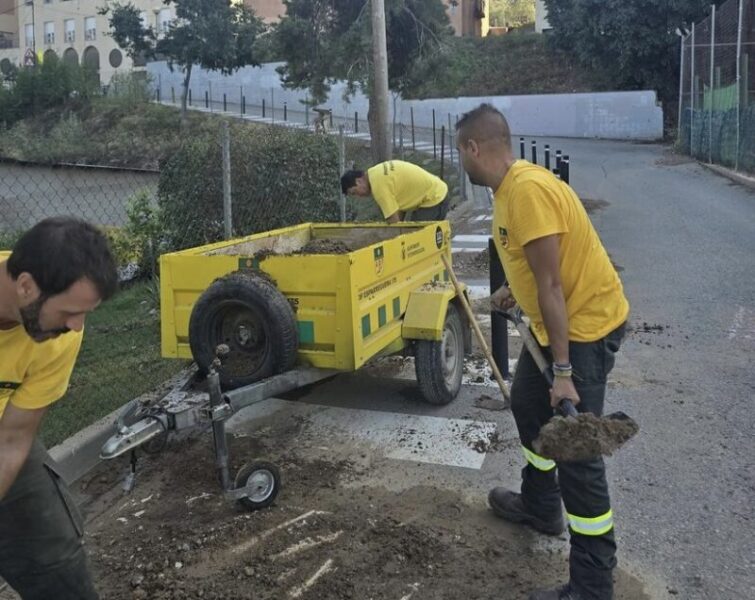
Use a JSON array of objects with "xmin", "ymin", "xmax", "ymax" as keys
[
  {"xmin": 466, "ymin": 284, "xmax": 490, "ymax": 299},
  {"xmin": 452, "ymin": 247, "xmax": 484, "ymax": 253},
  {"xmin": 728, "ymin": 306, "xmax": 749, "ymax": 340},
  {"xmin": 453, "ymin": 234, "xmax": 491, "ymax": 243},
  {"xmin": 472, "ymin": 215, "xmax": 492, "ymax": 222},
  {"xmin": 400, "ymin": 583, "xmax": 421, "ymax": 600},
  {"xmin": 306, "ymin": 407, "xmax": 497, "ymax": 470},
  {"xmin": 231, "ymin": 510, "xmax": 331, "ymax": 554},
  {"xmin": 271, "ymin": 531, "xmax": 343, "ymax": 561},
  {"xmin": 289, "ymin": 559, "xmax": 335, "ymax": 598}
]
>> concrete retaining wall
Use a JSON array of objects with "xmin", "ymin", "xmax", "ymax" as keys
[{"xmin": 147, "ymin": 61, "xmax": 664, "ymax": 140}]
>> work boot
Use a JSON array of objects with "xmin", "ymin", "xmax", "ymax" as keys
[
  {"xmin": 488, "ymin": 488, "xmax": 564, "ymax": 536},
  {"xmin": 529, "ymin": 583, "xmax": 585, "ymax": 600}
]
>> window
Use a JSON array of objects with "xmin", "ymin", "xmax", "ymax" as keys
[
  {"xmin": 44, "ymin": 22, "xmax": 54, "ymax": 45},
  {"xmin": 158, "ymin": 8, "xmax": 172, "ymax": 33},
  {"xmin": 84, "ymin": 17, "xmax": 96, "ymax": 41},
  {"xmin": 25, "ymin": 23, "xmax": 34, "ymax": 47},
  {"xmin": 109, "ymin": 48, "xmax": 122, "ymax": 68},
  {"xmin": 65, "ymin": 19, "xmax": 75, "ymax": 43}
]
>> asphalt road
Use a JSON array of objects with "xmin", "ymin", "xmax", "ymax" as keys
[{"xmin": 283, "ymin": 140, "xmax": 755, "ymax": 599}]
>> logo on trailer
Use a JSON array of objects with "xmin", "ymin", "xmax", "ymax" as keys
[
  {"xmin": 374, "ymin": 246, "xmax": 384, "ymax": 275},
  {"xmin": 435, "ymin": 226, "xmax": 443, "ymax": 249}
]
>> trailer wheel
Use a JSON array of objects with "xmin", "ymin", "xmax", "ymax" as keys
[
  {"xmin": 234, "ymin": 462, "xmax": 281, "ymax": 511},
  {"xmin": 415, "ymin": 303, "xmax": 465, "ymax": 405},
  {"xmin": 189, "ymin": 272, "xmax": 298, "ymax": 389}
]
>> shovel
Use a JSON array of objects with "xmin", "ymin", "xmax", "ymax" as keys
[{"xmin": 500, "ymin": 307, "xmax": 639, "ymax": 462}]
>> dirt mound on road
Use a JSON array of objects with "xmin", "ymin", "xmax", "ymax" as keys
[{"xmin": 80, "ymin": 423, "xmax": 651, "ymax": 600}]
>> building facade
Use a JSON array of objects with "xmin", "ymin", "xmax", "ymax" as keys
[
  {"xmin": 241, "ymin": 0, "xmax": 489, "ymax": 38},
  {"xmin": 535, "ymin": 0, "xmax": 551, "ymax": 33},
  {"xmin": 0, "ymin": 0, "xmax": 490, "ymax": 84},
  {"xmin": 0, "ymin": 0, "xmax": 174, "ymax": 85}
]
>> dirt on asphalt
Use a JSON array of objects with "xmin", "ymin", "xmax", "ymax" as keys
[{"xmin": 72, "ymin": 416, "xmax": 652, "ymax": 600}]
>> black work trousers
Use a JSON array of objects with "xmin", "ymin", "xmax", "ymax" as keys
[
  {"xmin": 0, "ymin": 440, "xmax": 99, "ymax": 599},
  {"xmin": 511, "ymin": 324, "xmax": 625, "ymax": 600}
]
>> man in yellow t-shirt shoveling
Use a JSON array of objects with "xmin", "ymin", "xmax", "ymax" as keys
[
  {"xmin": 456, "ymin": 104, "xmax": 630, "ymax": 600},
  {"xmin": 0, "ymin": 217, "xmax": 118, "ymax": 599},
  {"xmin": 341, "ymin": 160, "xmax": 449, "ymax": 223}
]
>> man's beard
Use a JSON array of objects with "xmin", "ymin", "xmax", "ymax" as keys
[{"xmin": 20, "ymin": 297, "xmax": 70, "ymax": 342}]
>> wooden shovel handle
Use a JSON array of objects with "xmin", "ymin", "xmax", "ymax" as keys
[{"xmin": 441, "ymin": 254, "xmax": 510, "ymax": 403}]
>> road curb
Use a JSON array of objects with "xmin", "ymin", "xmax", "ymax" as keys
[
  {"xmin": 49, "ymin": 368, "xmax": 194, "ymax": 484},
  {"xmin": 700, "ymin": 162, "xmax": 755, "ymax": 190}
]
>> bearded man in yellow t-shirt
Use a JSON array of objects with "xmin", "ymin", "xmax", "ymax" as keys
[
  {"xmin": 341, "ymin": 160, "xmax": 449, "ymax": 223},
  {"xmin": 456, "ymin": 104, "xmax": 630, "ymax": 600},
  {"xmin": 0, "ymin": 217, "xmax": 117, "ymax": 599}
]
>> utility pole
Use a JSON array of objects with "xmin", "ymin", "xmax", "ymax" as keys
[{"xmin": 370, "ymin": 0, "xmax": 392, "ymax": 162}]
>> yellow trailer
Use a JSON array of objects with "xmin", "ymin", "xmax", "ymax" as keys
[{"xmin": 159, "ymin": 221, "xmax": 471, "ymax": 405}]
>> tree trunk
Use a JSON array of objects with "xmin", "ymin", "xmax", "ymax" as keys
[
  {"xmin": 370, "ymin": 0, "xmax": 392, "ymax": 163},
  {"xmin": 180, "ymin": 64, "xmax": 193, "ymax": 129}
]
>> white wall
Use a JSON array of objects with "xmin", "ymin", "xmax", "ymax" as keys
[
  {"xmin": 535, "ymin": 0, "xmax": 551, "ymax": 34},
  {"xmin": 147, "ymin": 61, "xmax": 664, "ymax": 141}
]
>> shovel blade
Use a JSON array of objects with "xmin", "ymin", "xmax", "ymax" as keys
[{"xmin": 532, "ymin": 413, "xmax": 639, "ymax": 463}]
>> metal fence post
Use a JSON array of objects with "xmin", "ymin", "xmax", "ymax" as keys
[
  {"xmin": 519, "ymin": 137, "xmax": 525, "ymax": 159},
  {"xmin": 489, "ymin": 238, "xmax": 510, "ymax": 378},
  {"xmin": 735, "ymin": 0, "xmax": 745, "ymax": 171},
  {"xmin": 188, "ymin": 89, "xmax": 192, "ymax": 106},
  {"xmin": 678, "ymin": 34, "xmax": 686, "ymax": 140},
  {"xmin": 399, "ymin": 125, "xmax": 404, "ymax": 159},
  {"xmin": 545, "ymin": 144, "xmax": 551, "ymax": 170},
  {"xmin": 355, "ymin": 111, "xmax": 359, "ymax": 134},
  {"xmin": 209, "ymin": 82, "xmax": 213, "ymax": 112},
  {"xmin": 338, "ymin": 125, "xmax": 346, "ymax": 222},
  {"xmin": 171, "ymin": 86, "xmax": 175, "ymax": 105},
  {"xmin": 205, "ymin": 90, "xmax": 209, "ymax": 109},
  {"xmin": 262, "ymin": 98, "xmax": 266, "ymax": 118},
  {"xmin": 432, "ymin": 109, "xmax": 437, "ymax": 159},
  {"xmin": 691, "ymin": 23, "xmax": 696, "ymax": 153},
  {"xmin": 440, "ymin": 125, "xmax": 446, "ymax": 180},
  {"xmin": 709, "ymin": 4, "xmax": 716, "ymax": 164},
  {"xmin": 448, "ymin": 114, "xmax": 453, "ymax": 165},
  {"xmin": 284, "ymin": 101, "xmax": 288, "ymax": 121},
  {"xmin": 270, "ymin": 89, "xmax": 275, "ymax": 123},
  {"xmin": 223, "ymin": 93, "xmax": 227, "ymax": 112},
  {"xmin": 410, "ymin": 107, "xmax": 416, "ymax": 151},
  {"xmin": 531, "ymin": 140, "xmax": 537, "ymax": 164},
  {"xmin": 221, "ymin": 122, "xmax": 232, "ymax": 240}
]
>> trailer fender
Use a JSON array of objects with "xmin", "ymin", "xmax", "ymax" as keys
[{"xmin": 402, "ymin": 283, "xmax": 469, "ymax": 345}]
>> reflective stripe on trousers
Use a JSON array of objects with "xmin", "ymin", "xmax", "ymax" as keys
[
  {"xmin": 521, "ymin": 446, "xmax": 556, "ymax": 472},
  {"xmin": 567, "ymin": 509, "xmax": 614, "ymax": 536}
]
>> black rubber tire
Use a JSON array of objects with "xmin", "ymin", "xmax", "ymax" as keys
[
  {"xmin": 415, "ymin": 303, "xmax": 465, "ymax": 405},
  {"xmin": 234, "ymin": 461, "xmax": 281, "ymax": 511},
  {"xmin": 189, "ymin": 272, "xmax": 298, "ymax": 390}
]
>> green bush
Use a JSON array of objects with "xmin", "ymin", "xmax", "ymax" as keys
[{"xmin": 157, "ymin": 123, "xmax": 341, "ymax": 250}]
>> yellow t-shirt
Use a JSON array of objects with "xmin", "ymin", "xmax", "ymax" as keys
[
  {"xmin": 0, "ymin": 318, "xmax": 83, "ymax": 419},
  {"xmin": 367, "ymin": 160, "xmax": 448, "ymax": 219},
  {"xmin": 493, "ymin": 160, "xmax": 629, "ymax": 346}
]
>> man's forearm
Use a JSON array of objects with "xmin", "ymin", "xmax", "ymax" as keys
[
  {"xmin": 538, "ymin": 284, "xmax": 570, "ymax": 364},
  {"xmin": 0, "ymin": 439, "xmax": 33, "ymax": 500}
]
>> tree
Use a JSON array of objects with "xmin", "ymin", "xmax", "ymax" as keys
[
  {"xmin": 102, "ymin": 0, "xmax": 264, "ymax": 126},
  {"xmin": 489, "ymin": 0, "xmax": 535, "ymax": 29},
  {"xmin": 543, "ymin": 0, "xmax": 724, "ymax": 111},
  {"xmin": 274, "ymin": 0, "xmax": 453, "ymax": 161}
]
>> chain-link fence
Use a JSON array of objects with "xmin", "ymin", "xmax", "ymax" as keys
[
  {"xmin": 679, "ymin": 0, "xmax": 755, "ymax": 173},
  {"xmin": 0, "ymin": 78, "xmax": 468, "ymax": 447}
]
